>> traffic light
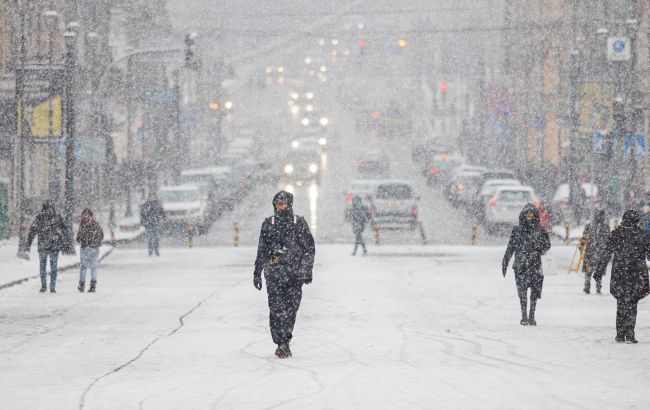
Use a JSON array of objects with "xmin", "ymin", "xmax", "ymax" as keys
[
  {"xmin": 439, "ymin": 82, "xmax": 448, "ymax": 92},
  {"xmin": 398, "ymin": 38, "xmax": 407, "ymax": 48},
  {"xmin": 358, "ymin": 39, "xmax": 366, "ymax": 47}
]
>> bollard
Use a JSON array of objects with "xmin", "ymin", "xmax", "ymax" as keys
[
  {"xmin": 418, "ymin": 222, "xmax": 428, "ymax": 245},
  {"xmin": 187, "ymin": 224, "xmax": 194, "ymax": 248},
  {"xmin": 563, "ymin": 222, "xmax": 571, "ymax": 245},
  {"xmin": 372, "ymin": 222, "xmax": 380, "ymax": 245},
  {"xmin": 470, "ymin": 223, "xmax": 478, "ymax": 245},
  {"xmin": 233, "ymin": 222, "xmax": 240, "ymax": 247}
]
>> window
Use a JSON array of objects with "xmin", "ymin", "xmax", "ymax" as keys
[
  {"xmin": 499, "ymin": 190, "xmax": 531, "ymax": 203},
  {"xmin": 376, "ymin": 184, "xmax": 413, "ymax": 200},
  {"xmin": 159, "ymin": 190, "xmax": 201, "ymax": 203}
]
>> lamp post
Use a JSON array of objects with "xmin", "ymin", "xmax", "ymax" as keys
[
  {"xmin": 63, "ymin": 30, "xmax": 77, "ymax": 254},
  {"xmin": 44, "ymin": 10, "xmax": 59, "ymax": 201},
  {"xmin": 15, "ymin": 0, "xmax": 28, "ymax": 256}
]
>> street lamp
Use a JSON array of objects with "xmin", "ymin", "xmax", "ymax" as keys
[
  {"xmin": 44, "ymin": 10, "xmax": 60, "ymax": 201},
  {"xmin": 62, "ymin": 30, "xmax": 77, "ymax": 254}
]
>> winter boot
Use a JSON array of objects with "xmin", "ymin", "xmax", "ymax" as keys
[
  {"xmin": 78, "ymin": 281, "xmax": 85, "ymax": 292},
  {"xmin": 88, "ymin": 280, "xmax": 96, "ymax": 293},
  {"xmin": 528, "ymin": 317, "xmax": 537, "ymax": 326},
  {"xmin": 40, "ymin": 281, "xmax": 47, "ymax": 293},
  {"xmin": 615, "ymin": 334, "xmax": 626, "ymax": 343},
  {"xmin": 528, "ymin": 300, "xmax": 537, "ymax": 326},
  {"xmin": 595, "ymin": 279, "xmax": 602, "ymax": 295},
  {"xmin": 583, "ymin": 278, "xmax": 591, "ymax": 294},
  {"xmin": 520, "ymin": 317, "xmax": 529, "ymax": 326},
  {"xmin": 50, "ymin": 287, "xmax": 56, "ymax": 293},
  {"xmin": 275, "ymin": 343, "xmax": 292, "ymax": 359},
  {"xmin": 627, "ymin": 336, "xmax": 639, "ymax": 344}
]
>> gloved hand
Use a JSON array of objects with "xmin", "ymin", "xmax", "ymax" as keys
[{"xmin": 253, "ymin": 274, "xmax": 262, "ymax": 291}]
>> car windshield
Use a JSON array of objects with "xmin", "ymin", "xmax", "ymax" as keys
[
  {"xmin": 499, "ymin": 190, "xmax": 532, "ymax": 202},
  {"xmin": 180, "ymin": 174, "xmax": 211, "ymax": 185},
  {"xmin": 159, "ymin": 190, "xmax": 200, "ymax": 203},
  {"xmin": 351, "ymin": 182, "xmax": 376, "ymax": 194},
  {"xmin": 376, "ymin": 184, "xmax": 413, "ymax": 200}
]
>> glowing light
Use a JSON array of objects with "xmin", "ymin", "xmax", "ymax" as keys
[
  {"xmin": 319, "ymin": 117, "xmax": 329, "ymax": 126},
  {"xmin": 265, "ymin": 66, "xmax": 272, "ymax": 73},
  {"xmin": 331, "ymin": 39, "xmax": 339, "ymax": 46},
  {"xmin": 309, "ymin": 163, "xmax": 318, "ymax": 173},
  {"xmin": 320, "ymin": 65, "xmax": 327, "ymax": 72},
  {"xmin": 224, "ymin": 101, "xmax": 233, "ymax": 110},
  {"xmin": 318, "ymin": 137, "xmax": 327, "ymax": 145},
  {"xmin": 284, "ymin": 164, "xmax": 294, "ymax": 174},
  {"xmin": 302, "ymin": 118, "xmax": 310, "ymax": 126},
  {"xmin": 318, "ymin": 39, "xmax": 325, "ymax": 46},
  {"xmin": 305, "ymin": 92, "xmax": 314, "ymax": 99},
  {"xmin": 277, "ymin": 66, "xmax": 285, "ymax": 73},
  {"xmin": 305, "ymin": 104, "xmax": 314, "ymax": 112},
  {"xmin": 292, "ymin": 140, "xmax": 300, "ymax": 148},
  {"xmin": 304, "ymin": 57, "xmax": 312, "ymax": 64},
  {"xmin": 209, "ymin": 101, "xmax": 220, "ymax": 110},
  {"xmin": 290, "ymin": 92, "xmax": 299, "ymax": 100},
  {"xmin": 398, "ymin": 38, "xmax": 407, "ymax": 48}
]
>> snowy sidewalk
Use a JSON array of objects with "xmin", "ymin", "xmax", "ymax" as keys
[{"xmin": 1, "ymin": 244, "xmax": 649, "ymax": 409}]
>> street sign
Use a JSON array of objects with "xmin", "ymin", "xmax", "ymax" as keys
[
  {"xmin": 624, "ymin": 133, "xmax": 646, "ymax": 157},
  {"xmin": 607, "ymin": 37, "xmax": 631, "ymax": 61},
  {"xmin": 593, "ymin": 131, "xmax": 606, "ymax": 153},
  {"xmin": 496, "ymin": 98, "xmax": 518, "ymax": 120}
]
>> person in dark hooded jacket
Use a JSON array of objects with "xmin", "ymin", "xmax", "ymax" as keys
[
  {"xmin": 25, "ymin": 201, "xmax": 68, "ymax": 293},
  {"xmin": 502, "ymin": 204, "xmax": 551, "ymax": 326},
  {"xmin": 347, "ymin": 196, "xmax": 372, "ymax": 256},
  {"xmin": 253, "ymin": 191, "xmax": 315, "ymax": 358},
  {"xmin": 595, "ymin": 209, "xmax": 650, "ymax": 343},
  {"xmin": 580, "ymin": 209, "xmax": 610, "ymax": 294}
]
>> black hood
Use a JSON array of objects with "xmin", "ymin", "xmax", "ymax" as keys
[
  {"xmin": 519, "ymin": 203, "xmax": 539, "ymax": 226},
  {"xmin": 622, "ymin": 209, "xmax": 640, "ymax": 227},
  {"xmin": 272, "ymin": 190, "xmax": 293, "ymax": 208},
  {"xmin": 41, "ymin": 201, "xmax": 56, "ymax": 217},
  {"xmin": 593, "ymin": 209, "xmax": 606, "ymax": 225}
]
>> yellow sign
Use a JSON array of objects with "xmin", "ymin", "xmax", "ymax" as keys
[{"xmin": 18, "ymin": 97, "xmax": 63, "ymax": 138}]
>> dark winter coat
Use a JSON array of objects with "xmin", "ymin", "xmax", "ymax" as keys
[
  {"xmin": 140, "ymin": 199, "xmax": 165, "ymax": 230},
  {"xmin": 595, "ymin": 210, "xmax": 650, "ymax": 302},
  {"xmin": 581, "ymin": 210, "xmax": 610, "ymax": 276},
  {"xmin": 26, "ymin": 201, "xmax": 68, "ymax": 252},
  {"xmin": 502, "ymin": 204, "xmax": 551, "ymax": 298},
  {"xmin": 76, "ymin": 217, "xmax": 104, "ymax": 248},
  {"xmin": 348, "ymin": 197, "xmax": 372, "ymax": 233},
  {"xmin": 254, "ymin": 191, "xmax": 316, "ymax": 284}
]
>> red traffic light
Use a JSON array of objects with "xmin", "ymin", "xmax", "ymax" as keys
[
  {"xmin": 439, "ymin": 82, "xmax": 448, "ymax": 92},
  {"xmin": 370, "ymin": 111, "xmax": 379, "ymax": 119},
  {"xmin": 358, "ymin": 39, "xmax": 366, "ymax": 47}
]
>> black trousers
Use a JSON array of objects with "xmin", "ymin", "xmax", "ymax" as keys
[
  {"xmin": 353, "ymin": 230, "xmax": 366, "ymax": 254},
  {"xmin": 266, "ymin": 278, "xmax": 303, "ymax": 344},
  {"xmin": 616, "ymin": 299, "xmax": 639, "ymax": 338}
]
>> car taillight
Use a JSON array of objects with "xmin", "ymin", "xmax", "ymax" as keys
[
  {"xmin": 488, "ymin": 197, "xmax": 497, "ymax": 207},
  {"xmin": 345, "ymin": 193, "xmax": 353, "ymax": 200},
  {"xmin": 428, "ymin": 167, "xmax": 439, "ymax": 174},
  {"xmin": 410, "ymin": 208, "xmax": 417, "ymax": 216},
  {"xmin": 456, "ymin": 183, "xmax": 464, "ymax": 190}
]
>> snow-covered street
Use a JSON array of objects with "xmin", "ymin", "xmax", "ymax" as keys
[{"xmin": 2, "ymin": 244, "xmax": 648, "ymax": 409}]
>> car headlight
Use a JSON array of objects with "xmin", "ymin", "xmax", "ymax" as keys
[
  {"xmin": 309, "ymin": 163, "xmax": 318, "ymax": 173},
  {"xmin": 318, "ymin": 137, "xmax": 327, "ymax": 145},
  {"xmin": 284, "ymin": 164, "xmax": 294, "ymax": 174},
  {"xmin": 319, "ymin": 117, "xmax": 329, "ymax": 126},
  {"xmin": 292, "ymin": 140, "xmax": 300, "ymax": 148}
]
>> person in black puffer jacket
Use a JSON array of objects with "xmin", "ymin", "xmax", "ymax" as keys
[
  {"xmin": 26, "ymin": 201, "xmax": 69, "ymax": 293},
  {"xmin": 253, "ymin": 191, "xmax": 315, "ymax": 358},
  {"xmin": 580, "ymin": 209, "xmax": 610, "ymax": 294},
  {"xmin": 347, "ymin": 196, "xmax": 372, "ymax": 256},
  {"xmin": 595, "ymin": 209, "xmax": 650, "ymax": 343},
  {"xmin": 502, "ymin": 204, "xmax": 551, "ymax": 326}
]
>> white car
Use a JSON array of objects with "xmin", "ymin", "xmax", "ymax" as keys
[
  {"xmin": 344, "ymin": 179, "xmax": 381, "ymax": 217},
  {"xmin": 159, "ymin": 185, "xmax": 209, "ymax": 232},
  {"xmin": 370, "ymin": 180, "xmax": 419, "ymax": 230},
  {"xmin": 552, "ymin": 182, "xmax": 600, "ymax": 222},
  {"xmin": 484, "ymin": 185, "xmax": 539, "ymax": 231}
]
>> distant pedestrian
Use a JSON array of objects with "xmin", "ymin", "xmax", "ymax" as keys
[
  {"xmin": 140, "ymin": 192, "xmax": 165, "ymax": 256},
  {"xmin": 25, "ymin": 201, "xmax": 69, "ymax": 293},
  {"xmin": 569, "ymin": 182, "xmax": 586, "ymax": 225},
  {"xmin": 76, "ymin": 209, "xmax": 104, "ymax": 293},
  {"xmin": 595, "ymin": 209, "xmax": 650, "ymax": 343},
  {"xmin": 502, "ymin": 204, "xmax": 551, "ymax": 326},
  {"xmin": 347, "ymin": 196, "xmax": 372, "ymax": 256},
  {"xmin": 580, "ymin": 210, "xmax": 610, "ymax": 294},
  {"xmin": 253, "ymin": 191, "xmax": 315, "ymax": 358}
]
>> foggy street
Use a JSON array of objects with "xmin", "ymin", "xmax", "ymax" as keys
[{"xmin": 2, "ymin": 1, "xmax": 650, "ymax": 409}]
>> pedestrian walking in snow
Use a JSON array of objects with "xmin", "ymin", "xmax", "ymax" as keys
[
  {"xmin": 594, "ymin": 209, "xmax": 650, "ymax": 343},
  {"xmin": 25, "ymin": 201, "xmax": 69, "ymax": 293},
  {"xmin": 140, "ymin": 192, "xmax": 165, "ymax": 256},
  {"xmin": 502, "ymin": 204, "xmax": 551, "ymax": 326},
  {"xmin": 253, "ymin": 191, "xmax": 315, "ymax": 358},
  {"xmin": 580, "ymin": 210, "xmax": 610, "ymax": 294},
  {"xmin": 347, "ymin": 196, "xmax": 372, "ymax": 256},
  {"xmin": 76, "ymin": 209, "xmax": 104, "ymax": 293}
]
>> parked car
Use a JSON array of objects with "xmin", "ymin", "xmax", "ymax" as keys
[
  {"xmin": 357, "ymin": 150, "xmax": 389, "ymax": 178},
  {"xmin": 473, "ymin": 178, "xmax": 522, "ymax": 220},
  {"xmin": 483, "ymin": 185, "xmax": 539, "ymax": 233},
  {"xmin": 423, "ymin": 152, "xmax": 463, "ymax": 185},
  {"xmin": 369, "ymin": 180, "xmax": 419, "ymax": 231},
  {"xmin": 551, "ymin": 182, "xmax": 600, "ymax": 224},
  {"xmin": 445, "ymin": 169, "xmax": 485, "ymax": 206},
  {"xmin": 158, "ymin": 185, "xmax": 209, "ymax": 233}
]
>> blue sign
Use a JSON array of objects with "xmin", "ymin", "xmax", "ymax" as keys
[
  {"xmin": 593, "ymin": 131, "xmax": 606, "ymax": 154},
  {"xmin": 54, "ymin": 138, "xmax": 81, "ymax": 158},
  {"xmin": 496, "ymin": 98, "xmax": 518, "ymax": 120},
  {"xmin": 613, "ymin": 40, "xmax": 626, "ymax": 53},
  {"xmin": 492, "ymin": 120, "xmax": 510, "ymax": 142},
  {"xmin": 531, "ymin": 115, "xmax": 544, "ymax": 130},
  {"xmin": 624, "ymin": 133, "xmax": 646, "ymax": 157}
]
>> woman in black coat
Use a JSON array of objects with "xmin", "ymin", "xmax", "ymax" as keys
[
  {"xmin": 580, "ymin": 209, "xmax": 610, "ymax": 294},
  {"xmin": 502, "ymin": 204, "xmax": 551, "ymax": 326},
  {"xmin": 595, "ymin": 209, "xmax": 650, "ymax": 343}
]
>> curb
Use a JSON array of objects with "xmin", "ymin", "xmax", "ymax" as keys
[{"xmin": 0, "ymin": 246, "xmax": 115, "ymax": 291}]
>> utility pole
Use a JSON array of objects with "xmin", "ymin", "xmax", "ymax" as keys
[
  {"xmin": 15, "ymin": 0, "xmax": 28, "ymax": 256},
  {"xmin": 124, "ymin": 55, "xmax": 133, "ymax": 217},
  {"xmin": 63, "ymin": 30, "xmax": 77, "ymax": 254},
  {"xmin": 173, "ymin": 69, "xmax": 182, "ymax": 183}
]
